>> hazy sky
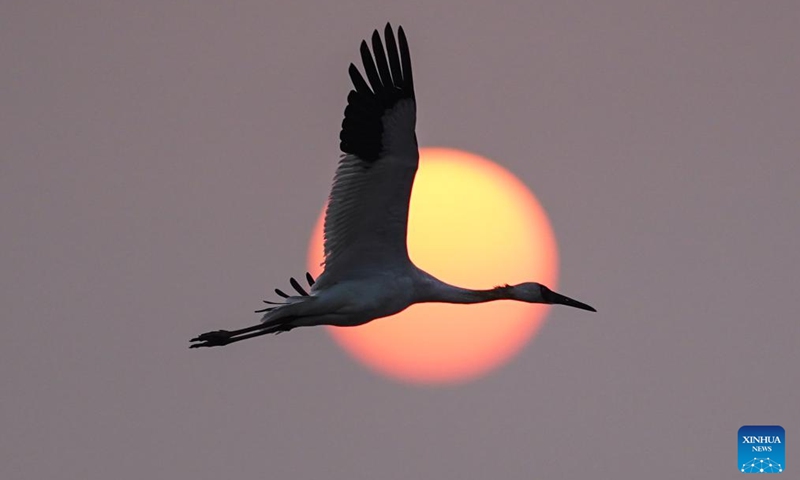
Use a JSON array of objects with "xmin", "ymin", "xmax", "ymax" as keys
[{"xmin": 2, "ymin": 2, "xmax": 798, "ymax": 479}]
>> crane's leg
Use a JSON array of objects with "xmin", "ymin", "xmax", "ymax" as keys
[{"xmin": 189, "ymin": 321, "xmax": 294, "ymax": 348}]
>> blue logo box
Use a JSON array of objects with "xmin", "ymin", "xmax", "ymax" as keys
[{"xmin": 739, "ymin": 425, "xmax": 785, "ymax": 474}]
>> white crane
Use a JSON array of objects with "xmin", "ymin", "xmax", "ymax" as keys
[{"xmin": 190, "ymin": 24, "xmax": 595, "ymax": 349}]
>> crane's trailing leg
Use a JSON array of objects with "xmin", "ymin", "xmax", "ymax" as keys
[
  {"xmin": 189, "ymin": 273, "xmax": 313, "ymax": 348},
  {"xmin": 189, "ymin": 322, "xmax": 294, "ymax": 348}
]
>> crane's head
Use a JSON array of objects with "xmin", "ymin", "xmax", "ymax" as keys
[{"xmin": 511, "ymin": 282, "xmax": 596, "ymax": 312}]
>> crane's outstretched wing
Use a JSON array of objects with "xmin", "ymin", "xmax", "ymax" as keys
[{"xmin": 318, "ymin": 23, "xmax": 418, "ymax": 285}]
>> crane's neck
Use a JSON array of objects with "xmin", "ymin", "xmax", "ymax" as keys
[{"xmin": 415, "ymin": 272, "xmax": 517, "ymax": 305}]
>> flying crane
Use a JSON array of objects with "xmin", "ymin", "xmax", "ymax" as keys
[{"xmin": 190, "ymin": 24, "xmax": 595, "ymax": 349}]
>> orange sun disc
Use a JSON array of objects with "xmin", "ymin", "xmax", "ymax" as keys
[{"xmin": 306, "ymin": 147, "xmax": 558, "ymax": 384}]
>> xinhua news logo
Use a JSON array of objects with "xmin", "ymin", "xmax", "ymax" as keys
[{"xmin": 739, "ymin": 425, "xmax": 785, "ymax": 474}]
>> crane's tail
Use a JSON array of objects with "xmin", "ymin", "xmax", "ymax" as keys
[
  {"xmin": 189, "ymin": 273, "xmax": 318, "ymax": 348},
  {"xmin": 255, "ymin": 272, "xmax": 322, "ymax": 328},
  {"xmin": 255, "ymin": 272, "xmax": 316, "ymax": 313}
]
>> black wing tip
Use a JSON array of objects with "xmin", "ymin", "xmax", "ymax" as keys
[
  {"xmin": 340, "ymin": 24, "xmax": 415, "ymax": 161},
  {"xmin": 397, "ymin": 26, "xmax": 408, "ymax": 49},
  {"xmin": 355, "ymin": 23, "xmax": 412, "ymax": 95},
  {"xmin": 289, "ymin": 277, "xmax": 308, "ymax": 296},
  {"xmin": 274, "ymin": 288, "xmax": 289, "ymax": 298},
  {"xmin": 384, "ymin": 23, "xmax": 398, "ymax": 43},
  {"xmin": 258, "ymin": 273, "xmax": 315, "ymax": 311}
]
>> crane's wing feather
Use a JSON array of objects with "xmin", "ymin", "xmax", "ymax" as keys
[{"xmin": 319, "ymin": 24, "xmax": 418, "ymax": 285}]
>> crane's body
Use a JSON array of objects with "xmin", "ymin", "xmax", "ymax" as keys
[
  {"xmin": 190, "ymin": 24, "xmax": 594, "ymax": 349},
  {"xmin": 271, "ymin": 272, "xmax": 420, "ymax": 329}
]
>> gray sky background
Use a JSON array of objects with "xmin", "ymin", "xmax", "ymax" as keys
[{"xmin": 2, "ymin": 2, "xmax": 798, "ymax": 479}]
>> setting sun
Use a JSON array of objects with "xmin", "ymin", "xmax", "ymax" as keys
[{"xmin": 307, "ymin": 147, "xmax": 559, "ymax": 384}]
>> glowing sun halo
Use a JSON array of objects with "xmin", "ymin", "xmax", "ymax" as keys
[{"xmin": 307, "ymin": 147, "xmax": 558, "ymax": 384}]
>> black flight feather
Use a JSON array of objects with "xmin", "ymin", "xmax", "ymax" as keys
[
  {"xmin": 289, "ymin": 277, "xmax": 308, "ymax": 296},
  {"xmin": 339, "ymin": 23, "xmax": 415, "ymax": 163}
]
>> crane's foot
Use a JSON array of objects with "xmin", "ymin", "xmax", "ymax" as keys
[{"xmin": 189, "ymin": 330, "xmax": 233, "ymax": 348}]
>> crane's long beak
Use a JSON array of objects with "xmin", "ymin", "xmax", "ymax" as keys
[{"xmin": 550, "ymin": 290, "xmax": 597, "ymax": 312}]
